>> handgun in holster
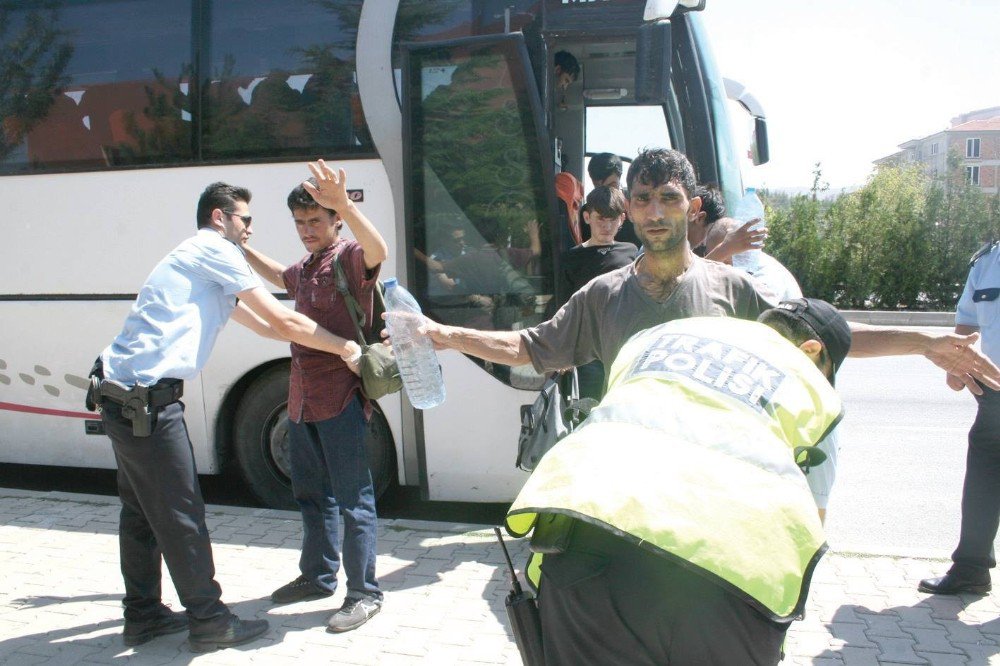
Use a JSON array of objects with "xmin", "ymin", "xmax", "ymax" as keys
[{"xmin": 100, "ymin": 381, "xmax": 156, "ymax": 437}]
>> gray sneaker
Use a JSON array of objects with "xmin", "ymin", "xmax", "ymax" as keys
[{"xmin": 326, "ymin": 596, "xmax": 382, "ymax": 633}]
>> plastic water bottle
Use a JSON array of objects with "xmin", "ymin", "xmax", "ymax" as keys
[
  {"xmin": 730, "ymin": 187, "xmax": 765, "ymax": 273},
  {"xmin": 383, "ymin": 278, "xmax": 446, "ymax": 409}
]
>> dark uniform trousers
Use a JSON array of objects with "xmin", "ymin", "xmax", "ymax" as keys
[
  {"xmin": 102, "ymin": 400, "xmax": 229, "ymax": 626},
  {"xmin": 538, "ymin": 520, "xmax": 787, "ymax": 666},
  {"xmin": 953, "ymin": 386, "xmax": 1000, "ymax": 575}
]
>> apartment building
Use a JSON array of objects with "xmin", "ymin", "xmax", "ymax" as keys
[{"xmin": 874, "ymin": 106, "xmax": 999, "ymax": 194}]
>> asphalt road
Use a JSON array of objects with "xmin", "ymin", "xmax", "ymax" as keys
[{"xmin": 825, "ymin": 346, "xmax": 984, "ymax": 558}]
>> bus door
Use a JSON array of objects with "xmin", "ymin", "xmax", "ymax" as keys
[{"xmin": 400, "ymin": 33, "xmax": 561, "ymax": 501}]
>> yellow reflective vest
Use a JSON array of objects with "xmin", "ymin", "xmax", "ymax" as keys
[{"xmin": 506, "ymin": 317, "xmax": 843, "ymax": 621}]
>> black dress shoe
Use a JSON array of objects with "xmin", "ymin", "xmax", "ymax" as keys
[
  {"xmin": 188, "ymin": 615, "xmax": 269, "ymax": 652},
  {"xmin": 918, "ymin": 572, "xmax": 992, "ymax": 595},
  {"xmin": 123, "ymin": 609, "xmax": 188, "ymax": 646}
]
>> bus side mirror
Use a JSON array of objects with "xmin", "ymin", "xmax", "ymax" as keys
[
  {"xmin": 635, "ymin": 20, "xmax": 672, "ymax": 104},
  {"xmin": 724, "ymin": 77, "xmax": 771, "ymax": 166},
  {"xmin": 752, "ymin": 117, "xmax": 770, "ymax": 166}
]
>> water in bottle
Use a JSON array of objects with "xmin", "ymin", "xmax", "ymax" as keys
[
  {"xmin": 730, "ymin": 187, "xmax": 765, "ymax": 273},
  {"xmin": 383, "ymin": 278, "xmax": 446, "ymax": 409}
]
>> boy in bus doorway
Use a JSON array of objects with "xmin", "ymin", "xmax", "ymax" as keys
[
  {"xmin": 241, "ymin": 163, "xmax": 389, "ymax": 633},
  {"xmin": 90, "ymin": 162, "xmax": 368, "ymax": 652}
]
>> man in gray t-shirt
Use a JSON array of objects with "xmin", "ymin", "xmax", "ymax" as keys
[
  {"xmin": 524, "ymin": 257, "xmax": 765, "ymax": 384},
  {"xmin": 421, "ymin": 148, "xmax": 767, "ymax": 379}
]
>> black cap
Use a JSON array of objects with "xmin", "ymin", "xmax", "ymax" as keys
[{"xmin": 775, "ymin": 298, "xmax": 852, "ymax": 383}]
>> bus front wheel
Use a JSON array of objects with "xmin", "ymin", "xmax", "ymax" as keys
[{"xmin": 233, "ymin": 365, "xmax": 398, "ymax": 510}]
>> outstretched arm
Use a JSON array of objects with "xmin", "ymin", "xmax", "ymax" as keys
[
  {"xmin": 848, "ymin": 322, "xmax": 999, "ymax": 394},
  {"xmin": 237, "ymin": 286, "xmax": 362, "ymax": 373},
  {"xmin": 382, "ymin": 313, "xmax": 531, "ymax": 366}
]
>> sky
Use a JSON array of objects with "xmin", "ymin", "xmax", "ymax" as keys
[{"xmin": 699, "ymin": 0, "xmax": 999, "ymax": 190}]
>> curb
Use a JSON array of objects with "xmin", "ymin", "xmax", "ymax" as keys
[{"xmin": 841, "ymin": 310, "xmax": 954, "ymax": 327}]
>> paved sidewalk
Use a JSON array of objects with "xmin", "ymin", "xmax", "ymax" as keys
[{"xmin": 1, "ymin": 489, "xmax": 999, "ymax": 665}]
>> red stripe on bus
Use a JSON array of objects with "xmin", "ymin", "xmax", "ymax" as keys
[{"xmin": 0, "ymin": 402, "xmax": 96, "ymax": 420}]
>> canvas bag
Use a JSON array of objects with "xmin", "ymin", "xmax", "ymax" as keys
[
  {"xmin": 516, "ymin": 369, "xmax": 594, "ymax": 472},
  {"xmin": 332, "ymin": 254, "xmax": 402, "ymax": 400}
]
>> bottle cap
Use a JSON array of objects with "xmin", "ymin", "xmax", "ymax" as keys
[{"xmin": 384, "ymin": 277, "xmax": 398, "ymax": 288}]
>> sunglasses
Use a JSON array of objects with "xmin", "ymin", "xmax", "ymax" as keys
[{"xmin": 224, "ymin": 210, "xmax": 252, "ymax": 225}]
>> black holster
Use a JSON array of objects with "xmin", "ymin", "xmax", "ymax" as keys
[{"xmin": 89, "ymin": 366, "xmax": 183, "ymax": 438}]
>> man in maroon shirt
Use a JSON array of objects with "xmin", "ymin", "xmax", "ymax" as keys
[{"xmin": 242, "ymin": 161, "xmax": 388, "ymax": 633}]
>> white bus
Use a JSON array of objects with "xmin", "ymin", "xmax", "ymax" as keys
[{"xmin": 0, "ymin": 0, "xmax": 767, "ymax": 507}]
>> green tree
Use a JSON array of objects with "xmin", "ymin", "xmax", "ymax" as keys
[{"xmin": 0, "ymin": 1, "xmax": 73, "ymax": 161}]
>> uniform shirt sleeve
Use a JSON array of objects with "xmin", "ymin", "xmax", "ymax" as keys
[
  {"xmin": 199, "ymin": 238, "xmax": 263, "ymax": 295},
  {"xmin": 955, "ymin": 265, "xmax": 978, "ymax": 327}
]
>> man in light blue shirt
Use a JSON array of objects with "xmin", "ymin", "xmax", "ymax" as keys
[
  {"xmin": 93, "ymin": 166, "xmax": 364, "ymax": 652},
  {"xmin": 921, "ymin": 240, "xmax": 1000, "ymax": 596}
]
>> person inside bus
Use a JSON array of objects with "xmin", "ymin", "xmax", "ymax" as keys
[
  {"xmin": 240, "ymin": 164, "xmax": 388, "ymax": 634},
  {"xmin": 91, "ymin": 161, "xmax": 369, "ymax": 652},
  {"xmin": 559, "ymin": 185, "xmax": 637, "ymax": 399},
  {"xmin": 688, "ymin": 183, "xmax": 723, "ymax": 257},
  {"xmin": 553, "ymin": 50, "xmax": 580, "ymax": 92},
  {"xmin": 422, "ymin": 216, "xmax": 539, "ymax": 330},
  {"xmin": 584, "ymin": 152, "xmax": 642, "ymax": 247}
]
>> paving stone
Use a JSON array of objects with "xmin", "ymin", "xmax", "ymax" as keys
[
  {"xmin": 952, "ymin": 642, "xmax": 1000, "ymax": 662},
  {"xmin": 840, "ymin": 646, "xmax": 881, "ymax": 666},
  {"xmin": 908, "ymin": 627, "xmax": 967, "ymax": 655},
  {"xmin": 865, "ymin": 613, "xmax": 913, "ymax": 639},
  {"xmin": 831, "ymin": 621, "xmax": 879, "ymax": 648},
  {"xmin": 910, "ymin": 653, "xmax": 969, "ymax": 666},
  {"xmin": 6, "ymin": 492, "xmax": 1000, "ymax": 665},
  {"xmin": 866, "ymin": 636, "xmax": 929, "ymax": 664}
]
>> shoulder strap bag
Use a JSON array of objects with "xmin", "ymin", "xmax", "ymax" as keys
[{"xmin": 332, "ymin": 254, "xmax": 402, "ymax": 400}]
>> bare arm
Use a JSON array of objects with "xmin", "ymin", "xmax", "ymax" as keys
[
  {"xmin": 948, "ymin": 324, "xmax": 981, "ymax": 391},
  {"xmin": 238, "ymin": 286, "xmax": 361, "ymax": 372},
  {"xmin": 305, "ymin": 160, "xmax": 389, "ymax": 269},
  {"xmin": 848, "ymin": 321, "xmax": 999, "ymax": 394},
  {"xmin": 241, "ymin": 243, "xmax": 287, "ymax": 289},
  {"xmin": 705, "ymin": 218, "xmax": 767, "ymax": 263},
  {"xmin": 231, "ymin": 300, "xmax": 286, "ymax": 341},
  {"xmin": 384, "ymin": 314, "xmax": 531, "ymax": 366}
]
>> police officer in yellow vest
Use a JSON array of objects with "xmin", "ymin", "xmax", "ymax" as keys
[{"xmin": 505, "ymin": 299, "xmax": 851, "ymax": 665}]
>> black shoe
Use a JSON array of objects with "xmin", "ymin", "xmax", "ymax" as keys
[
  {"xmin": 123, "ymin": 609, "xmax": 188, "ymax": 646},
  {"xmin": 918, "ymin": 572, "xmax": 992, "ymax": 595},
  {"xmin": 188, "ymin": 615, "xmax": 269, "ymax": 653},
  {"xmin": 271, "ymin": 575, "xmax": 333, "ymax": 604},
  {"xmin": 326, "ymin": 596, "xmax": 382, "ymax": 633}
]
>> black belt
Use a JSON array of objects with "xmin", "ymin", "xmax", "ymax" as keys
[
  {"xmin": 93, "ymin": 378, "xmax": 183, "ymax": 437},
  {"xmin": 99, "ymin": 379, "xmax": 183, "ymax": 409}
]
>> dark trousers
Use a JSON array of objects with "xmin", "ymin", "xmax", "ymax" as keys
[
  {"xmin": 538, "ymin": 521, "xmax": 786, "ymax": 666},
  {"xmin": 952, "ymin": 387, "xmax": 1000, "ymax": 575},
  {"xmin": 103, "ymin": 401, "xmax": 229, "ymax": 626},
  {"xmin": 290, "ymin": 397, "xmax": 381, "ymax": 600}
]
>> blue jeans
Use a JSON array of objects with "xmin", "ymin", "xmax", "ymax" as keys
[{"xmin": 290, "ymin": 396, "xmax": 381, "ymax": 600}]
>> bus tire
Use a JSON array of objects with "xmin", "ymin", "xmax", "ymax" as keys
[{"xmin": 233, "ymin": 365, "xmax": 398, "ymax": 510}]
